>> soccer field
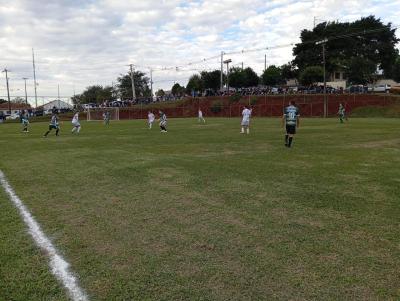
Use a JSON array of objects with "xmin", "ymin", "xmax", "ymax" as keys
[{"xmin": 1, "ymin": 118, "xmax": 399, "ymax": 300}]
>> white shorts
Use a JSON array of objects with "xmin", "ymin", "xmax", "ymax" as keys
[{"xmin": 241, "ymin": 119, "xmax": 250, "ymax": 126}]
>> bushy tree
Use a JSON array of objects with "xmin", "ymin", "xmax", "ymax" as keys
[
  {"xmin": 155, "ymin": 89, "xmax": 165, "ymax": 97},
  {"xmin": 72, "ymin": 85, "xmax": 115, "ymax": 104},
  {"xmin": 117, "ymin": 71, "xmax": 151, "ymax": 99},
  {"xmin": 186, "ymin": 74, "xmax": 203, "ymax": 95},
  {"xmin": 261, "ymin": 65, "xmax": 283, "ymax": 86},
  {"xmin": 299, "ymin": 66, "xmax": 324, "ymax": 85},
  {"xmin": 293, "ymin": 16, "xmax": 399, "ymax": 79},
  {"xmin": 229, "ymin": 67, "xmax": 259, "ymax": 88},
  {"xmin": 171, "ymin": 83, "xmax": 185, "ymax": 96},
  {"xmin": 281, "ymin": 62, "xmax": 298, "ymax": 80},
  {"xmin": 201, "ymin": 70, "xmax": 222, "ymax": 91},
  {"xmin": 346, "ymin": 57, "xmax": 376, "ymax": 84},
  {"xmin": 393, "ymin": 56, "xmax": 400, "ymax": 82}
]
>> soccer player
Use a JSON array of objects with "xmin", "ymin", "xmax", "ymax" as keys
[
  {"xmin": 159, "ymin": 110, "xmax": 167, "ymax": 132},
  {"xmin": 103, "ymin": 111, "xmax": 111, "ymax": 125},
  {"xmin": 282, "ymin": 101, "xmax": 300, "ymax": 148},
  {"xmin": 21, "ymin": 110, "xmax": 29, "ymax": 133},
  {"xmin": 148, "ymin": 111, "xmax": 155, "ymax": 129},
  {"xmin": 43, "ymin": 113, "xmax": 60, "ymax": 137},
  {"xmin": 240, "ymin": 105, "xmax": 252, "ymax": 134},
  {"xmin": 338, "ymin": 103, "xmax": 346, "ymax": 123},
  {"xmin": 198, "ymin": 109, "xmax": 205, "ymax": 123},
  {"xmin": 71, "ymin": 111, "xmax": 81, "ymax": 134}
]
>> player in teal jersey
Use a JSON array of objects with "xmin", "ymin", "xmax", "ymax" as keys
[
  {"xmin": 338, "ymin": 103, "xmax": 346, "ymax": 123},
  {"xmin": 20, "ymin": 110, "xmax": 29, "ymax": 133},
  {"xmin": 282, "ymin": 101, "xmax": 300, "ymax": 148},
  {"xmin": 43, "ymin": 113, "xmax": 60, "ymax": 137}
]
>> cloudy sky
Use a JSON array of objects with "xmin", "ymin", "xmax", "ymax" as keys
[{"xmin": 0, "ymin": 0, "xmax": 399, "ymax": 106}]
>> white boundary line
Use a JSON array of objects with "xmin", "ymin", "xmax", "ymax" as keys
[{"xmin": 0, "ymin": 170, "xmax": 88, "ymax": 301}]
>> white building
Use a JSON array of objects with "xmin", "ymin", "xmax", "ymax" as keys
[{"xmin": 42, "ymin": 99, "xmax": 73, "ymax": 111}]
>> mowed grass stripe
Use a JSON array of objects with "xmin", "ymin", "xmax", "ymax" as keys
[
  {"xmin": 0, "ymin": 188, "xmax": 69, "ymax": 301},
  {"xmin": 0, "ymin": 118, "xmax": 399, "ymax": 300}
]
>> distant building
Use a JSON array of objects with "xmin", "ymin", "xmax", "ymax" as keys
[
  {"xmin": 0, "ymin": 102, "xmax": 31, "ymax": 115},
  {"xmin": 40, "ymin": 99, "xmax": 73, "ymax": 112}
]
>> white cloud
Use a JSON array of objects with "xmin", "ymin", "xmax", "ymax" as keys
[{"xmin": 0, "ymin": 0, "xmax": 398, "ymax": 105}]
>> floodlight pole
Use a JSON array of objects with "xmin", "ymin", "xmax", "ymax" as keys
[
  {"xmin": 316, "ymin": 39, "xmax": 328, "ymax": 118},
  {"xmin": 32, "ymin": 48, "xmax": 38, "ymax": 108},
  {"xmin": 22, "ymin": 77, "xmax": 29, "ymax": 105},
  {"xmin": 224, "ymin": 59, "xmax": 232, "ymax": 92},
  {"xmin": 129, "ymin": 64, "xmax": 136, "ymax": 101},
  {"xmin": 220, "ymin": 51, "xmax": 224, "ymax": 91},
  {"xmin": 2, "ymin": 68, "xmax": 11, "ymax": 113}
]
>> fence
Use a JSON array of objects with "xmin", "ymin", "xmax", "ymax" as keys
[{"xmin": 117, "ymin": 94, "xmax": 397, "ymax": 119}]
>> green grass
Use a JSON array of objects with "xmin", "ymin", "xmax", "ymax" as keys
[{"xmin": 0, "ymin": 117, "xmax": 399, "ymax": 300}]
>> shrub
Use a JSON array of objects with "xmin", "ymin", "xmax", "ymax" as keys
[
  {"xmin": 229, "ymin": 93, "xmax": 241, "ymax": 103},
  {"xmin": 210, "ymin": 100, "xmax": 223, "ymax": 113}
]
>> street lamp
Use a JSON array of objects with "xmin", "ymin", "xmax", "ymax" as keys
[
  {"xmin": 316, "ymin": 38, "xmax": 328, "ymax": 118},
  {"xmin": 223, "ymin": 59, "xmax": 232, "ymax": 92}
]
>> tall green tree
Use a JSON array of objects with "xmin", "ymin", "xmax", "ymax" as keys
[
  {"xmin": 392, "ymin": 55, "xmax": 400, "ymax": 82},
  {"xmin": 293, "ymin": 16, "xmax": 399, "ymax": 79},
  {"xmin": 346, "ymin": 57, "xmax": 376, "ymax": 84},
  {"xmin": 186, "ymin": 74, "xmax": 203, "ymax": 95},
  {"xmin": 171, "ymin": 83, "xmax": 185, "ymax": 96},
  {"xmin": 299, "ymin": 66, "xmax": 324, "ymax": 85},
  {"xmin": 72, "ymin": 85, "xmax": 115, "ymax": 104},
  {"xmin": 228, "ymin": 67, "xmax": 245, "ymax": 88},
  {"xmin": 229, "ymin": 67, "xmax": 259, "ymax": 88},
  {"xmin": 200, "ymin": 70, "xmax": 222, "ymax": 91},
  {"xmin": 261, "ymin": 65, "xmax": 283, "ymax": 86},
  {"xmin": 281, "ymin": 62, "xmax": 298, "ymax": 80},
  {"xmin": 117, "ymin": 71, "xmax": 151, "ymax": 99}
]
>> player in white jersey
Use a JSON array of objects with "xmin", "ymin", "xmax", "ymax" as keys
[
  {"xmin": 198, "ymin": 109, "xmax": 205, "ymax": 123},
  {"xmin": 71, "ymin": 111, "xmax": 81, "ymax": 134},
  {"xmin": 241, "ymin": 106, "xmax": 252, "ymax": 134},
  {"xmin": 148, "ymin": 111, "xmax": 155, "ymax": 129}
]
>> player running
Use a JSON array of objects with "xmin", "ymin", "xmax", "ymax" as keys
[
  {"xmin": 103, "ymin": 111, "xmax": 111, "ymax": 125},
  {"xmin": 148, "ymin": 111, "xmax": 155, "ymax": 129},
  {"xmin": 283, "ymin": 101, "xmax": 300, "ymax": 148},
  {"xmin": 338, "ymin": 103, "xmax": 346, "ymax": 123},
  {"xmin": 71, "ymin": 111, "xmax": 81, "ymax": 134},
  {"xmin": 21, "ymin": 110, "xmax": 29, "ymax": 133},
  {"xmin": 198, "ymin": 109, "xmax": 206, "ymax": 123},
  {"xmin": 43, "ymin": 113, "xmax": 60, "ymax": 137},
  {"xmin": 159, "ymin": 110, "xmax": 167, "ymax": 132},
  {"xmin": 240, "ymin": 106, "xmax": 252, "ymax": 134}
]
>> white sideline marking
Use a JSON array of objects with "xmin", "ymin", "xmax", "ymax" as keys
[{"xmin": 0, "ymin": 170, "xmax": 88, "ymax": 301}]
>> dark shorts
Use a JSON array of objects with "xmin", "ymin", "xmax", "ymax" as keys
[
  {"xmin": 286, "ymin": 124, "xmax": 296, "ymax": 135},
  {"xmin": 49, "ymin": 125, "xmax": 58, "ymax": 130}
]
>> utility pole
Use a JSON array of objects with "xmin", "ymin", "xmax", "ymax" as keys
[
  {"xmin": 150, "ymin": 68, "xmax": 153, "ymax": 100},
  {"xmin": 129, "ymin": 64, "xmax": 136, "ymax": 101},
  {"xmin": 2, "ymin": 68, "xmax": 11, "ymax": 114},
  {"xmin": 316, "ymin": 38, "xmax": 328, "ymax": 118},
  {"xmin": 264, "ymin": 54, "xmax": 267, "ymax": 72},
  {"xmin": 22, "ymin": 77, "xmax": 29, "ymax": 105},
  {"xmin": 241, "ymin": 62, "xmax": 244, "ymax": 70},
  {"xmin": 220, "ymin": 51, "xmax": 224, "ymax": 91},
  {"xmin": 57, "ymin": 84, "xmax": 60, "ymax": 109},
  {"xmin": 32, "ymin": 48, "xmax": 38, "ymax": 108}
]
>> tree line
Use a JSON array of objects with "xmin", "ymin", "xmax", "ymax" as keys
[{"xmin": 74, "ymin": 15, "xmax": 400, "ymax": 103}]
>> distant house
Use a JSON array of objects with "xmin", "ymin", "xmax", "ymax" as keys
[
  {"xmin": 0, "ymin": 102, "xmax": 31, "ymax": 115},
  {"xmin": 330, "ymin": 71, "xmax": 347, "ymax": 82}
]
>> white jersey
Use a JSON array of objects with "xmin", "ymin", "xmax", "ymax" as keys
[
  {"xmin": 72, "ymin": 113, "xmax": 79, "ymax": 125},
  {"xmin": 242, "ymin": 108, "xmax": 251, "ymax": 121},
  {"xmin": 198, "ymin": 110, "xmax": 203, "ymax": 118},
  {"xmin": 148, "ymin": 113, "xmax": 155, "ymax": 122}
]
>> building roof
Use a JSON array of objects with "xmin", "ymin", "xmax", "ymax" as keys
[{"xmin": 0, "ymin": 102, "xmax": 31, "ymax": 110}]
